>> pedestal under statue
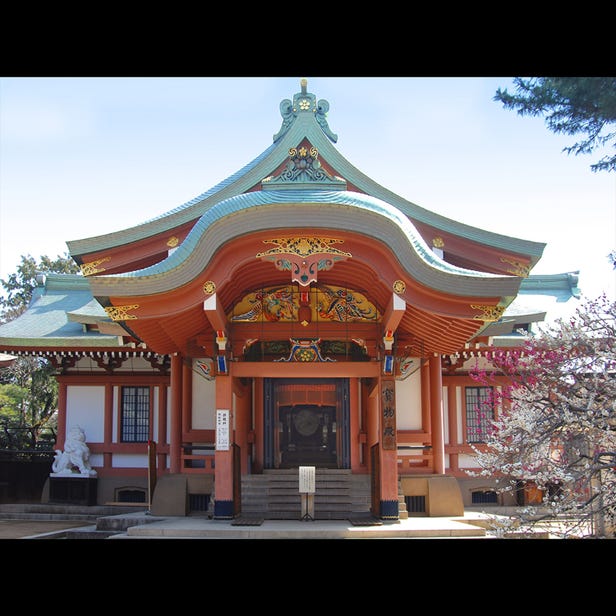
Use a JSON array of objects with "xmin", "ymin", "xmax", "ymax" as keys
[{"xmin": 48, "ymin": 426, "xmax": 98, "ymax": 505}]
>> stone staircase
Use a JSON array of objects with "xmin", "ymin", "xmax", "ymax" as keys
[{"xmin": 240, "ymin": 469, "xmax": 372, "ymax": 520}]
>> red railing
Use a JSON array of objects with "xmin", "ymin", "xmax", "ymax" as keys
[
  {"xmin": 181, "ymin": 444, "xmax": 215, "ymax": 474},
  {"xmin": 397, "ymin": 445, "xmax": 433, "ymax": 474}
]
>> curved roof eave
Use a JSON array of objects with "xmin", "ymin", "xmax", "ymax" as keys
[
  {"xmin": 302, "ymin": 123, "xmax": 546, "ymax": 260},
  {"xmin": 87, "ymin": 189, "xmax": 522, "ymax": 299},
  {"xmin": 67, "ymin": 115, "xmax": 315, "ymax": 258},
  {"xmin": 66, "ymin": 108, "xmax": 544, "ymax": 264}
]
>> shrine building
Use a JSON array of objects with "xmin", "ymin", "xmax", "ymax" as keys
[{"xmin": 0, "ymin": 80, "xmax": 580, "ymax": 520}]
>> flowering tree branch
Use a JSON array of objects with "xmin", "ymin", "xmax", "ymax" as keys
[{"xmin": 467, "ymin": 293, "xmax": 616, "ymax": 537}]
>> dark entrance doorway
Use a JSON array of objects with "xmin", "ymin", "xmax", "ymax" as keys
[
  {"xmin": 263, "ymin": 378, "xmax": 350, "ymax": 469},
  {"xmin": 278, "ymin": 404, "xmax": 337, "ymax": 468}
]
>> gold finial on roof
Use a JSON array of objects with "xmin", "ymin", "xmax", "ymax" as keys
[{"xmin": 301, "ymin": 78, "xmax": 307, "ymax": 94}]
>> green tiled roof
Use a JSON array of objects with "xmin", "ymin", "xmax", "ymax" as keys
[
  {"xmin": 0, "ymin": 274, "xmax": 123, "ymax": 349},
  {"xmin": 67, "ymin": 80, "xmax": 546, "ymax": 267},
  {"xmin": 482, "ymin": 271, "xmax": 581, "ymax": 340}
]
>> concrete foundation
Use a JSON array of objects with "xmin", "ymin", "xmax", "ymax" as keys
[{"xmin": 401, "ymin": 475, "xmax": 464, "ymax": 517}]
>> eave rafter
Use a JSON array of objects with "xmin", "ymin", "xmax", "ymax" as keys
[
  {"xmin": 203, "ymin": 293, "xmax": 227, "ymax": 332},
  {"xmin": 94, "ymin": 222, "xmax": 513, "ymax": 357},
  {"xmin": 382, "ymin": 292, "xmax": 406, "ymax": 343}
]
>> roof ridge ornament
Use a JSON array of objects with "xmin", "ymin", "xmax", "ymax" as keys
[
  {"xmin": 273, "ymin": 78, "xmax": 338, "ymax": 144},
  {"xmin": 262, "ymin": 145, "xmax": 346, "ymax": 190}
]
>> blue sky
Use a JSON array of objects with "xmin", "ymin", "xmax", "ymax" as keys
[{"xmin": 1, "ymin": 76, "xmax": 614, "ymax": 302}]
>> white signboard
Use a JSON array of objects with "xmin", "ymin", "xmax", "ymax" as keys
[
  {"xmin": 216, "ymin": 409, "xmax": 230, "ymax": 451},
  {"xmin": 299, "ymin": 466, "xmax": 316, "ymax": 494}
]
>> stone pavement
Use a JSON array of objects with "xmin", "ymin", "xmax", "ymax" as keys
[
  {"xmin": 4, "ymin": 502, "xmax": 570, "ymax": 540},
  {"xmin": 0, "ymin": 507, "xmax": 498, "ymax": 539},
  {"xmin": 110, "ymin": 512, "xmax": 492, "ymax": 539}
]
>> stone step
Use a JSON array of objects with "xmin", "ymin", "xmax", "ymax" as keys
[
  {"xmin": 0, "ymin": 502, "xmax": 142, "ymax": 521},
  {"xmin": 240, "ymin": 469, "xmax": 371, "ymax": 520}
]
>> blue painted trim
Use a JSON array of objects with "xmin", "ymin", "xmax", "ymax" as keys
[
  {"xmin": 214, "ymin": 499, "xmax": 234, "ymax": 518},
  {"xmin": 380, "ymin": 499, "xmax": 399, "ymax": 519}
]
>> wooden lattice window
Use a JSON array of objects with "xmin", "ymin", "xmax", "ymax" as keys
[
  {"xmin": 465, "ymin": 386, "xmax": 494, "ymax": 444},
  {"xmin": 121, "ymin": 386, "xmax": 150, "ymax": 443}
]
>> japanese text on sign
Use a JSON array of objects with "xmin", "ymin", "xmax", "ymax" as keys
[
  {"xmin": 299, "ymin": 466, "xmax": 316, "ymax": 494},
  {"xmin": 216, "ymin": 409, "xmax": 230, "ymax": 451},
  {"xmin": 381, "ymin": 380, "xmax": 396, "ymax": 450}
]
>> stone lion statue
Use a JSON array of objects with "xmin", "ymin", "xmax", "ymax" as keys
[{"xmin": 51, "ymin": 426, "xmax": 96, "ymax": 476}]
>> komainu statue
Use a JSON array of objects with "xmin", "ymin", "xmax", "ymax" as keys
[{"xmin": 51, "ymin": 426, "xmax": 97, "ymax": 476}]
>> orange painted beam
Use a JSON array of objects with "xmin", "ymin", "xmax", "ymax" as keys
[
  {"xmin": 230, "ymin": 361, "xmax": 380, "ymax": 378},
  {"xmin": 203, "ymin": 293, "xmax": 227, "ymax": 332},
  {"xmin": 382, "ymin": 292, "xmax": 406, "ymax": 334}
]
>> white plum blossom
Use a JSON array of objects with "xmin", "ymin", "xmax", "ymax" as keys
[{"xmin": 467, "ymin": 293, "xmax": 616, "ymax": 538}]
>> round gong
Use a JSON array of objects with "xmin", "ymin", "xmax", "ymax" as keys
[{"xmin": 293, "ymin": 407, "xmax": 320, "ymax": 436}]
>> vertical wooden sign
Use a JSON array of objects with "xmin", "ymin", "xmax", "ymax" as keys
[{"xmin": 381, "ymin": 379, "xmax": 396, "ymax": 450}]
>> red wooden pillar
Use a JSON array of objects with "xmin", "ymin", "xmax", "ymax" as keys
[
  {"xmin": 378, "ymin": 376, "xmax": 399, "ymax": 519},
  {"xmin": 157, "ymin": 383, "xmax": 168, "ymax": 472},
  {"xmin": 169, "ymin": 353, "xmax": 183, "ymax": 474},
  {"xmin": 429, "ymin": 354, "xmax": 445, "ymax": 474},
  {"xmin": 234, "ymin": 379, "xmax": 251, "ymax": 474},
  {"xmin": 447, "ymin": 381, "xmax": 459, "ymax": 473},
  {"xmin": 421, "ymin": 359, "xmax": 431, "ymax": 437},
  {"xmin": 181, "ymin": 359, "xmax": 192, "ymax": 436},
  {"xmin": 349, "ymin": 378, "xmax": 361, "ymax": 471},
  {"xmin": 213, "ymin": 372, "xmax": 234, "ymax": 518},
  {"xmin": 253, "ymin": 378, "xmax": 264, "ymax": 473}
]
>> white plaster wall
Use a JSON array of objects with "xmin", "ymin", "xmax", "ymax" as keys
[
  {"xmin": 112, "ymin": 454, "xmax": 148, "ymax": 469},
  {"xmin": 192, "ymin": 361, "xmax": 216, "ymax": 429},
  {"xmin": 395, "ymin": 369, "xmax": 422, "ymax": 430},
  {"xmin": 89, "ymin": 454, "xmax": 103, "ymax": 468},
  {"xmin": 66, "ymin": 385, "xmax": 105, "ymax": 442}
]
